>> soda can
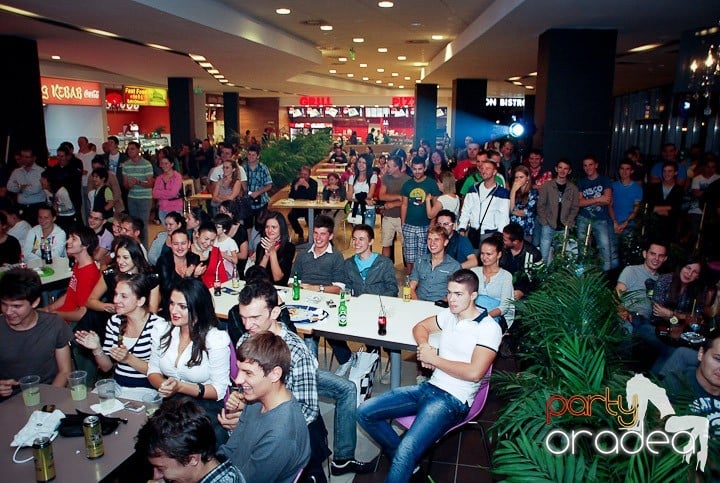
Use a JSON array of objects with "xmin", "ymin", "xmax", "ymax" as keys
[
  {"xmin": 83, "ymin": 415, "xmax": 104, "ymax": 459},
  {"xmin": 33, "ymin": 437, "xmax": 56, "ymax": 481}
]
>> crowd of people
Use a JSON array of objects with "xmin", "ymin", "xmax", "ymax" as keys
[{"xmin": 0, "ymin": 133, "xmax": 719, "ymax": 482}]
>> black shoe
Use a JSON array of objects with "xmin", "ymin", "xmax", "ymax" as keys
[{"xmin": 330, "ymin": 458, "xmax": 375, "ymax": 475}]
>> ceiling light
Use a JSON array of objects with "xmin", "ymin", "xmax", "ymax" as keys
[
  {"xmin": 524, "ymin": 85, "xmax": 534, "ymax": 89},
  {"xmin": 353, "ymin": 38, "xmax": 365, "ymax": 43},
  {"xmin": 347, "ymin": 73, "xmax": 354, "ymax": 77},
  {"xmin": 413, "ymin": 62, "xmax": 427, "ymax": 67},
  {"xmin": 388, "ymin": 82, "xmax": 394, "ymax": 86},
  {"xmin": 378, "ymin": 1, "xmax": 394, "ymax": 7},
  {"xmin": 404, "ymin": 76, "xmax": 411, "ymax": 80},
  {"xmin": 360, "ymin": 63, "xmax": 367, "ymax": 68},
  {"xmin": 189, "ymin": 54, "xmax": 206, "ymax": 61},
  {"xmin": 399, "ymin": 86, "xmax": 404, "ymax": 89},
  {"xmin": 83, "ymin": 27, "xmax": 119, "ymax": 38},
  {"xmin": 51, "ymin": 55, "xmax": 61, "ymax": 60},
  {"xmin": 147, "ymin": 43, "xmax": 171, "ymax": 51},
  {"xmin": 275, "ymin": 8, "xmax": 291, "ymax": 15},
  {"xmin": 219, "ymin": 79, "xmax": 229, "ymax": 83},
  {"xmin": 512, "ymin": 81, "xmax": 523, "ymax": 86},
  {"xmin": 508, "ymin": 76, "xmax": 522, "ymax": 81},
  {"xmin": 628, "ymin": 43, "xmax": 663, "ymax": 53},
  {"xmin": 377, "ymin": 68, "xmax": 384, "ymax": 72},
  {"xmin": 213, "ymin": 74, "xmax": 225, "ymax": 78},
  {"xmin": 198, "ymin": 62, "xmax": 213, "ymax": 68},
  {"xmin": 378, "ymin": 47, "xmax": 388, "ymax": 53},
  {"xmin": 207, "ymin": 69, "xmax": 220, "ymax": 74},
  {"xmin": 320, "ymin": 25, "xmax": 333, "ymax": 31},
  {"xmin": 0, "ymin": 5, "xmax": 40, "ymax": 17},
  {"xmin": 329, "ymin": 69, "xmax": 337, "ymax": 73},
  {"xmin": 391, "ymin": 72, "xmax": 398, "ymax": 77},
  {"xmin": 431, "ymin": 35, "xmax": 444, "ymax": 40},
  {"xmin": 339, "ymin": 57, "xmax": 347, "ymax": 62},
  {"xmin": 528, "ymin": 72, "xmax": 537, "ymax": 76},
  {"xmin": 376, "ymin": 80, "xmax": 382, "ymax": 84},
  {"xmin": 416, "ymin": 80, "xmax": 421, "ymax": 83},
  {"xmin": 397, "ymin": 55, "xmax": 407, "ymax": 61},
  {"xmin": 227, "ymin": 83, "xmax": 235, "ymax": 86},
  {"xmin": 362, "ymin": 77, "xmax": 369, "ymax": 80}
]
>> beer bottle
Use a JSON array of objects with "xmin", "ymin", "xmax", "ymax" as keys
[
  {"xmin": 338, "ymin": 291, "xmax": 348, "ymax": 327},
  {"xmin": 292, "ymin": 272, "xmax": 301, "ymax": 301}
]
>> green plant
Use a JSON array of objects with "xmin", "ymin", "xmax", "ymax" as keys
[
  {"xmin": 258, "ymin": 130, "xmax": 332, "ymax": 191},
  {"xmin": 490, "ymin": 265, "xmax": 712, "ymax": 482}
]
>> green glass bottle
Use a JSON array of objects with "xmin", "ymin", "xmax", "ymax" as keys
[
  {"xmin": 292, "ymin": 272, "xmax": 301, "ymax": 301},
  {"xmin": 338, "ymin": 291, "xmax": 348, "ymax": 327}
]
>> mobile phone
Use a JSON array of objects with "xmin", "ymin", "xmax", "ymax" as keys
[
  {"xmin": 434, "ymin": 300, "xmax": 449, "ymax": 308},
  {"xmin": 124, "ymin": 401, "xmax": 146, "ymax": 412},
  {"xmin": 326, "ymin": 300, "xmax": 337, "ymax": 308}
]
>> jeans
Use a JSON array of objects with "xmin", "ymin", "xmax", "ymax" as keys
[
  {"xmin": 357, "ymin": 383, "xmax": 469, "ymax": 483},
  {"xmin": 539, "ymin": 224, "xmax": 563, "ymax": 263},
  {"xmin": 127, "ymin": 197, "xmax": 152, "ymax": 245},
  {"xmin": 317, "ymin": 369, "xmax": 357, "ymax": 461},
  {"xmin": 576, "ymin": 216, "xmax": 618, "ymax": 271},
  {"xmin": 304, "ymin": 336, "xmax": 352, "ymax": 364}
]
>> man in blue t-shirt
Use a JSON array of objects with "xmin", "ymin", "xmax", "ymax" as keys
[
  {"xmin": 577, "ymin": 155, "xmax": 618, "ymax": 272},
  {"xmin": 610, "ymin": 159, "xmax": 643, "ymax": 254},
  {"xmin": 401, "ymin": 157, "xmax": 441, "ymax": 274}
]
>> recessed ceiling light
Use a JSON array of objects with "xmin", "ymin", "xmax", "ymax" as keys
[
  {"xmin": 388, "ymin": 82, "xmax": 394, "ymax": 86},
  {"xmin": 51, "ymin": 55, "xmax": 61, "ymax": 60},
  {"xmin": 525, "ymin": 85, "xmax": 534, "ymax": 89},
  {"xmin": 207, "ymin": 69, "xmax": 220, "ymax": 74},
  {"xmin": 275, "ymin": 8, "xmax": 291, "ymax": 15},
  {"xmin": 376, "ymin": 80, "xmax": 382, "ymax": 84},
  {"xmin": 227, "ymin": 83, "xmax": 235, "ymax": 86},
  {"xmin": 198, "ymin": 62, "xmax": 213, "ymax": 68},
  {"xmin": 83, "ymin": 27, "xmax": 119, "ymax": 38},
  {"xmin": 431, "ymin": 35, "xmax": 443, "ymax": 40},
  {"xmin": 397, "ymin": 55, "xmax": 407, "ymax": 61},
  {"xmin": 359, "ymin": 63, "xmax": 367, "ymax": 68},
  {"xmin": 404, "ymin": 76, "xmax": 411, "ymax": 80},
  {"xmin": 214, "ymin": 74, "xmax": 225, "ymax": 79},
  {"xmin": 508, "ymin": 76, "xmax": 522, "ymax": 81},
  {"xmin": 512, "ymin": 81, "xmax": 523, "ymax": 86},
  {"xmin": 339, "ymin": 57, "xmax": 347, "ymax": 62},
  {"xmin": 0, "ymin": 5, "xmax": 40, "ymax": 17},
  {"xmin": 362, "ymin": 77, "xmax": 369, "ymax": 80},
  {"xmin": 147, "ymin": 43, "xmax": 171, "ymax": 51},
  {"xmin": 628, "ymin": 43, "xmax": 663, "ymax": 53},
  {"xmin": 413, "ymin": 62, "xmax": 427, "ymax": 67},
  {"xmin": 391, "ymin": 72, "xmax": 398, "ymax": 77},
  {"xmin": 219, "ymin": 79, "xmax": 229, "ymax": 83},
  {"xmin": 399, "ymin": 85, "xmax": 404, "ymax": 89},
  {"xmin": 377, "ymin": 47, "xmax": 388, "ymax": 53},
  {"xmin": 320, "ymin": 25, "xmax": 333, "ymax": 31},
  {"xmin": 378, "ymin": 1, "xmax": 394, "ymax": 7},
  {"xmin": 410, "ymin": 22, "xmax": 422, "ymax": 27},
  {"xmin": 347, "ymin": 73, "xmax": 354, "ymax": 77},
  {"xmin": 416, "ymin": 80, "xmax": 421, "ymax": 83},
  {"xmin": 189, "ymin": 54, "xmax": 206, "ymax": 61},
  {"xmin": 353, "ymin": 38, "xmax": 365, "ymax": 43},
  {"xmin": 528, "ymin": 72, "xmax": 537, "ymax": 76},
  {"xmin": 329, "ymin": 69, "xmax": 337, "ymax": 73},
  {"xmin": 377, "ymin": 68, "xmax": 384, "ymax": 72}
]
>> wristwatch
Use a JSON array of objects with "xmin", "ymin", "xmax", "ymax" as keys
[
  {"xmin": 669, "ymin": 314, "xmax": 679, "ymax": 325},
  {"xmin": 197, "ymin": 383, "xmax": 205, "ymax": 398},
  {"xmin": 248, "ymin": 191, "xmax": 253, "ymax": 197},
  {"xmin": 319, "ymin": 285, "xmax": 325, "ymax": 293}
]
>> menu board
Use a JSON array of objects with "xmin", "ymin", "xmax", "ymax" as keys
[
  {"xmin": 342, "ymin": 106, "xmax": 362, "ymax": 117},
  {"xmin": 324, "ymin": 107, "xmax": 339, "ymax": 117},
  {"xmin": 365, "ymin": 107, "xmax": 390, "ymax": 118},
  {"xmin": 436, "ymin": 107, "xmax": 448, "ymax": 118},
  {"xmin": 306, "ymin": 107, "xmax": 322, "ymax": 118},
  {"xmin": 391, "ymin": 107, "xmax": 408, "ymax": 118},
  {"xmin": 288, "ymin": 107, "xmax": 304, "ymax": 118}
]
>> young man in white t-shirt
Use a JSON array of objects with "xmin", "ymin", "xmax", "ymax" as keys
[{"xmin": 357, "ymin": 269, "xmax": 501, "ymax": 481}]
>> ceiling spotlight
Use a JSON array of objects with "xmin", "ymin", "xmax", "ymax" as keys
[
  {"xmin": 219, "ymin": 79, "xmax": 229, "ymax": 83},
  {"xmin": 388, "ymin": 82, "xmax": 394, "ymax": 86},
  {"xmin": 377, "ymin": 68, "xmax": 384, "ymax": 72},
  {"xmin": 431, "ymin": 35, "xmax": 444, "ymax": 40},
  {"xmin": 189, "ymin": 54, "xmax": 206, "ymax": 61},
  {"xmin": 416, "ymin": 80, "xmax": 421, "ymax": 83},
  {"xmin": 404, "ymin": 76, "xmax": 411, "ymax": 80},
  {"xmin": 362, "ymin": 77, "xmax": 369, "ymax": 80},
  {"xmin": 329, "ymin": 69, "xmax": 337, "ymax": 73},
  {"xmin": 628, "ymin": 43, "xmax": 662, "ymax": 53},
  {"xmin": 508, "ymin": 76, "xmax": 522, "ymax": 81},
  {"xmin": 360, "ymin": 63, "xmax": 367, "ymax": 68},
  {"xmin": 227, "ymin": 83, "xmax": 235, "ymax": 86},
  {"xmin": 512, "ymin": 81, "xmax": 523, "ymax": 86},
  {"xmin": 275, "ymin": 8, "xmax": 291, "ymax": 14},
  {"xmin": 391, "ymin": 72, "xmax": 398, "ymax": 77},
  {"xmin": 353, "ymin": 37, "xmax": 365, "ymax": 43},
  {"xmin": 198, "ymin": 62, "xmax": 213, "ymax": 68},
  {"xmin": 378, "ymin": 47, "xmax": 388, "ymax": 53},
  {"xmin": 214, "ymin": 74, "xmax": 225, "ymax": 79},
  {"xmin": 320, "ymin": 24, "xmax": 333, "ymax": 31},
  {"xmin": 207, "ymin": 69, "xmax": 220, "ymax": 74},
  {"xmin": 413, "ymin": 62, "xmax": 427, "ymax": 67},
  {"xmin": 376, "ymin": 80, "xmax": 382, "ymax": 84},
  {"xmin": 51, "ymin": 55, "xmax": 61, "ymax": 60},
  {"xmin": 528, "ymin": 72, "xmax": 537, "ymax": 76},
  {"xmin": 83, "ymin": 27, "xmax": 119, "ymax": 38},
  {"xmin": 397, "ymin": 55, "xmax": 406, "ymax": 61},
  {"xmin": 347, "ymin": 73, "xmax": 354, "ymax": 77},
  {"xmin": 378, "ymin": 1, "xmax": 394, "ymax": 7},
  {"xmin": 524, "ymin": 85, "xmax": 535, "ymax": 89},
  {"xmin": 399, "ymin": 85, "xmax": 405, "ymax": 89},
  {"xmin": 509, "ymin": 122, "xmax": 525, "ymax": 137},
  {"xmin": 339, "ymin": 57, "xmax": 348, "ymax": 62}
]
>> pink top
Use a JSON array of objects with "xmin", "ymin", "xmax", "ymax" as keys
[{"xmin": 152, "ymin": 170, "xmax": 184, "ymax": 212}]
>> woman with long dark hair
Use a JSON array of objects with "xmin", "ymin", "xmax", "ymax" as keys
[
  {"xmin": 253, "ymin": 211, "xmax": 295, "ymax": 285},
  {"xmin": 148, "ymin": 212, "xmax": 186, "ymax": 266},
  {"xmin": 509, "ymin": 165, "xmax": 538, "ymax": 241},
  {"xmin": 347, "ymin": 154, "xmax": 378, "ymax": 228},
  {"xmin": 186, "ymin": 206, "xmax": 210, "ymax": 243},
  {"xmin": 76, "ymin": 273, "xmax": 163, "ymax": 389},
  {"xmin": 156, "ymin": 230, "xmax": 200, "ymax": 311}
]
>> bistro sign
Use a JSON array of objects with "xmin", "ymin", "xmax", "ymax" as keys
[{"xmin": 40, "ymin": 77, "xmax": 101, "ymax": 106}]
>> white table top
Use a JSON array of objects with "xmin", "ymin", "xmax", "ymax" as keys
[
  {"xmin": 272, "ymin": 198, "xmax": 347, "ymax": 210},
  {"xmin": 0, "ymin": 258, "xmax": 73, "ymax": 286}
]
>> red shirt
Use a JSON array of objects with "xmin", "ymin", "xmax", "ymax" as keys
[
  {"xmin": 453, "ymin": 159, "xmax": 475, "ymax": 180},
  {"xmin": 57, "ymin": 262, "xmax": 101, "ymax": 321}
]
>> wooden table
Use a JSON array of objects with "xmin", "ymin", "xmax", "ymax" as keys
[
  {"xmin": 272, "ymin": 198, "xmax": 347, "ymax": 234},
  {"xmin": 188, "ymin": 193, "xmax": 212, "ymax": 205},
  {"xmin": 213, "ymin": 283, "xmax": 441, "ymax": 388},
  {"xmin": 314, "ymin": 167, "xmax": 347, "ymax": 175},
  {"xmin": 0, "ymin": 385, "xmax": 147, "ymax": 482}
]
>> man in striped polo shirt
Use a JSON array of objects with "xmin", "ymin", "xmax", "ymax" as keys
[{"xmin": 122, "ymin": 141, "xmax": 154, "ymax": 245}]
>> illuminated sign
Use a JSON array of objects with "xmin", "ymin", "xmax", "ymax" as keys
[
  {"xmin": 485, "ymin": 97, "xmax": 525, "ymax": 107},
  {"xmin": 299, "ymin": 96, "xmax": 331, "ymax": 106},
  {"xmin": 124, "ymin": 85, "xmax": 168, "ymax": 106},
  {"xmin": 391, "ymin": 96, "xmax": 415, "ymax": 107},
  {"xmin": 40, "ymin": 77, "xmax": 101, "ymax": 106}
]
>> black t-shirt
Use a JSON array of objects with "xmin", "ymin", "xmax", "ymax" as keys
[
  {"xmin": 556, "ymin": 182, "xmax": 567, "ymax": 229},
  {"xmin": 0, "ymin": 235, "xmax": 21, "ymax": 265}
]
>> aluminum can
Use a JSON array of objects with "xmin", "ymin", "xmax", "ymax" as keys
[
  {"xmin": 83, "ymin": 415, "xmax": 104, "ymax": 459},
  {"xmin": 33, "ymin": 436, "xmax": 56, "ymax": 481}
]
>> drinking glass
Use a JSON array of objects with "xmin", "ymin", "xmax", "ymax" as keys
[
  {"xmin": 96, "ymin": 379, "xmax": 117, "ymax": 411},
  {"xmin": 19, "ymin": 375, "xmax": 41, "ymax": 407},
  {"xmin": 142, "ymin": 393, "xmax": 162, "ymax": 417},
  {"xmin": 68, "ymin": 370, "xmax": 87, "ymax": 401}
]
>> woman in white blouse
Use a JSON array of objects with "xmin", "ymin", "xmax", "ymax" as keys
[
  {"xmin": 147, "ymin": 277, "xmax": 230, "ymax": 442},
  {"xmin": 470, "ymin": 234, "xmax": 515, "ymax": 330}
]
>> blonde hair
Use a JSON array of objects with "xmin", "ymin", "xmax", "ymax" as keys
[{"xmin": 439, "ymin": 171, "xmax": 456, "ymax": 194}]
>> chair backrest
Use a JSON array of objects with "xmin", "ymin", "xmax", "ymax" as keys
[{"xmin": 182, "ymin": 178, "xmax": 195, "ymax": 197}]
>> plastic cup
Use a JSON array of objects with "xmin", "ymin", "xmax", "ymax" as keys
[
  {"xmin": 19, "ymin": 375, "xmax": 41, "ymax": 407},
  {"xmin": 68, "ymin": 370, "xmax": 87, "ymax": 401},
  {"xmin": 142, "ymin": 393, "xmax": 162, "ymax": 417},
  {"xmin": 96, "ymin": 379, "xmax": 117, "ymax": 411}
]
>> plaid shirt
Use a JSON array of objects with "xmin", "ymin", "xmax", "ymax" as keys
[
  {"xmin": 198, "ymin": 458, "xmax": 246, "ymax": 483},
  {"xmin": 237, "ymin": 323, "xmax": 318, "ymax": 424},
  {"xmin": 246, "ymin": 162, "xmax": 273, "ymax": 208}
]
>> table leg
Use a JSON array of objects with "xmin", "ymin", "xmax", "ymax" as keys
[{"xmin": 390, "ymin": 350, "xmax": 402, "ymax": 388}]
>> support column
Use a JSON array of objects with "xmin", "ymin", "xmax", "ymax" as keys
[
  {"xmin": 168, "ymin": 77, "xmax": 195, "ymax": 146},
  {"xmin": 0, "ymin": 36, "xmax": 46, "ymax": 165},
  {"xmin": 223, "ymin": 92, "xmax": 240, "ymax": 145},
  {"xmin": 534, "ymin": 29, "xmax": 617, "ymax": 170},
  {"xmin": 414, "ymin": 83, "xmax": 437, "ymax": 148},
  {"xmin": 451, "ymin": 79, "xmax": 488, "ymax": 150}
]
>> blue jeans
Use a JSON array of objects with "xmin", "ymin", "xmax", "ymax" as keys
[
  {"xmin": 539, "ymin": 224, "xmax": 559, "ymax": 263},
  {"xmin": 304, "ymin": 336, "xmax": 352, "ymax": 364},
  {"xmin": 317, "ymin": 369, "xmax": 357, "ymax": 461},
  {"xmin": 357, "ymin": 383, "xmax": 469, "ymax": 483},
  {"xmin": 127, "ymin": 197, "xmax": 152, "ymax": 245},
  {"xmin": 576, "ymin": 216, "xmax": 618, "ymax": 271}
]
